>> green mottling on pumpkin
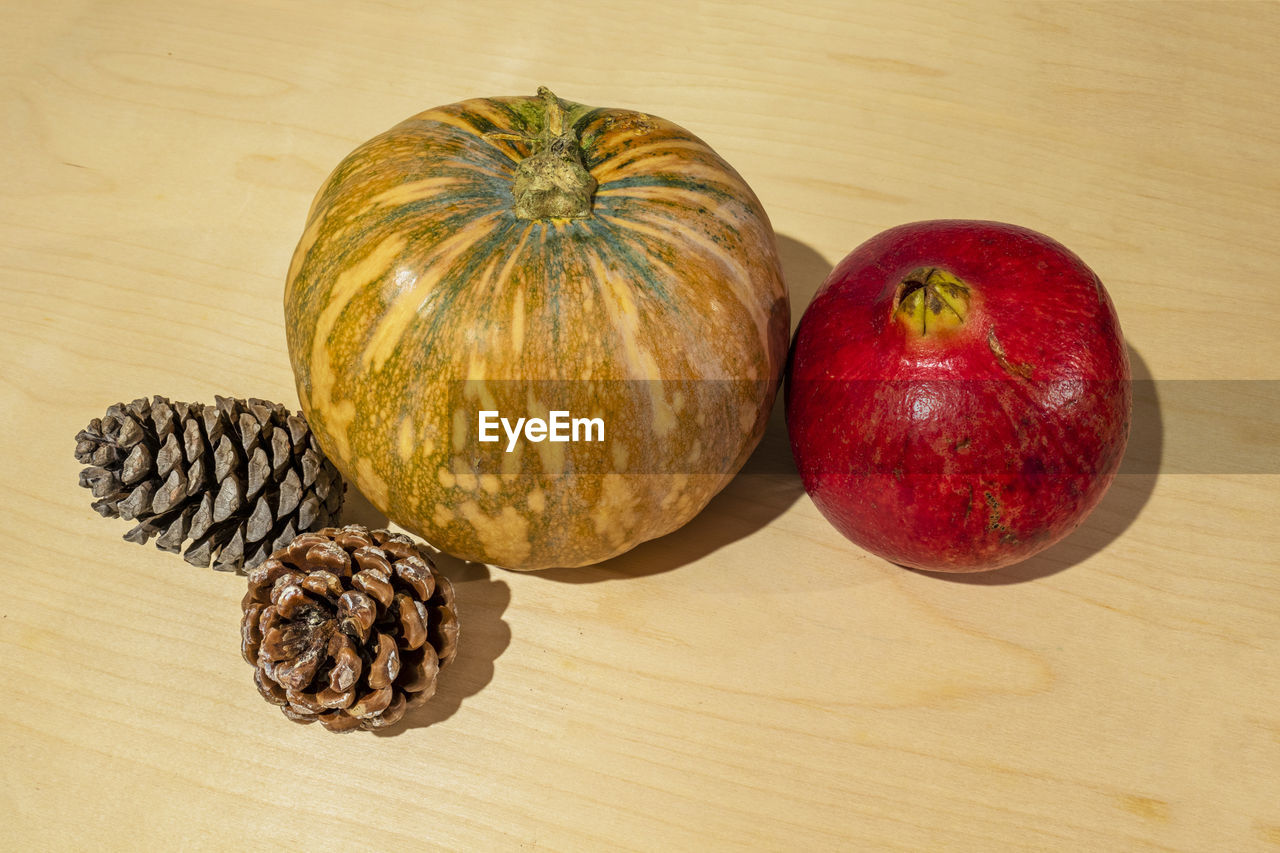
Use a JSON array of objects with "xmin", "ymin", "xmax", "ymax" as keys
[
  {"xmin": 589, "ymin": 217, "xmax": 673, "ymax": 304},
  {"xmin": 601, "ymin": 172, "xmax": 740, "ymax": 204}
]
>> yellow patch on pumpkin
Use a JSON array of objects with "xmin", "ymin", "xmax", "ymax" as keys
[
  {"xmin": 510, "ymin": 287, "xmax": 525, "ymax": 355},
  {"xmin": 354, "ymin": 457, "xmax": 389, "ymax": 509},
  {"xmin": 368, "ymin": 176, "xmax": 457, "ymax": 208},
  {"xmin": 306, "ymin": 231, "xmax": 408, "ymax": 462},
  {"xmin": 591, "ymin": 473, "xmax": 637, "ymax": 547},
  {"xmin": 451, "ymin": 409, "xmax": 469, "ymax": 453},
  {"xmin": 686, "ymin": 440, "xmax": 702, "ymax": 465},
  {"xmin": 287, "ymin": 214, "xmax": 326, "ymax": 287},
  {"xmin": 611, "ymin": 442, "xmax": 629, "ymax": 472},
  {"xmin": 535, "ymin": 435, "xmax": 566, "ymax": 477},
  {"xmin": 661, "ymin": 474, "xmax": 689, "ymax": 510},
  {"xmin": 526, "ymin": 488, "xmax": 545, "ymax": 513},
  {"xmin": 461, "ymin": 378, "xmax": 498, "ymax": 416},
  {"xmin": 396, "ymin": 415, "xmax": 417, "ymax": 462},
  {"xmin": 458, "ymin": 500, "xmax": 531, "ymax": 566},
  {"xmin": 651, "ymin": 396, "xmax": 677, "ymax": 438}
]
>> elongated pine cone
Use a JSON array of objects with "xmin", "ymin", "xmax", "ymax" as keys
[
  {"xmin": 75, "ymin": 396, "xmax": 344, "ymax": 571},
  {"xmin": 240, "ymin": 525, "xmax": 459, "ymax": 732}
]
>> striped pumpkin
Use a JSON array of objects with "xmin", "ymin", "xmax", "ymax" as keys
[{"xmin": 285, "ymin": 88, "xmax": 788, "ymax": 570}]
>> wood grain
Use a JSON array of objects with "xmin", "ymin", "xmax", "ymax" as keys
[{"xmin": 2, "ymin": 1, "xmax": 1277, "ymax": 849}]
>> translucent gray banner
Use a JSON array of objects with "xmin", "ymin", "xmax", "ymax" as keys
[{"xmin": 440, "ymin": 380, "xmax": 1279, "ymax": 475}]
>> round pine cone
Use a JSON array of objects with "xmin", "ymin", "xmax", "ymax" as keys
[{"xmin": 241, "ymin": 525, "xmax": 459, "ymax": 733}]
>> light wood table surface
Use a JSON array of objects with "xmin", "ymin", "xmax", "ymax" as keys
[{"xmin": 3, "ymin": 1, "xmax": 1278, "ymax": 850}]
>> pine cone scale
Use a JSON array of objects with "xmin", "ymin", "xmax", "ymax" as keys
[
  {"xmin": 366, "ymin": 634, "xmax": 399, "ymax": 688},
  {"xmin": 352, "ymin": 570, "xmax": 394, "ymax": 608},
  {"xmin": 187, "ymin": 495, "xmax": 214, "ymax": 541},
  {"xmin": 115, "ymin": 416, "xmax": 143, "ymax": 448},
  {"xmin": 121, "ymin": 443, "xmax": 150, "ymax": 484},
  {"xmin": 245, "ymin": 496, "xmax": 272, "ymax": 543},
  {"xmin": 155, "ymin": 512, "xmax": 189, "ymax": 553},
  {"xmin": 398, "ymin": 648, "xmax": 438, "ymax": 694}
]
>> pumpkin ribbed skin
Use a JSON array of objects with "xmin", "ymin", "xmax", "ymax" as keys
[{"xmin": 285, "ymin": 91, "xmax": 788, "ymax": 569}]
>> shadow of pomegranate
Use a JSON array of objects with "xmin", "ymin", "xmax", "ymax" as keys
[{"xmin": 914, "ymin": 343, "xmax": 1161, "ymax": 585}]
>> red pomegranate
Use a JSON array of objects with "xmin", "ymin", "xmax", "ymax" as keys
[{"xmin": 785, "ymin": 220, "xmax": 1130, "ymax": 572}]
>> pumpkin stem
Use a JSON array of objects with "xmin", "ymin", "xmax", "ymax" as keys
[{"xmin": 490, "ymin": 87, "xmax": 596, "ymax": 221}]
